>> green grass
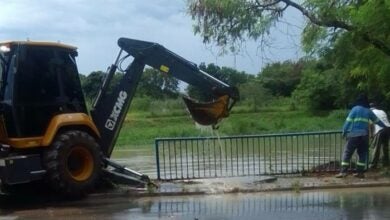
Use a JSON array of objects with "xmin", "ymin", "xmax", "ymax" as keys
[
  {"xmin": 116, "ymin": 115, "xmax": 199, "ymax": 147},
  {"xmin": 114, "ymin": 98, "xmax": 347, "ymax": 148}
]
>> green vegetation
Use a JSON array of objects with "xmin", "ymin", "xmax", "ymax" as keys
[
  {"xmin": 79, "ymin": 60, "xmax": 352, "ymax": 150},
  {"xmin": 115, "ymin": 97, "xmax": 346, "ymax": 148},
  {"xmin": 187, "ymin": 0, "xmax": 390, "ymax": 109},
  {"xmin": 79, "ymin": 54, "xmax": 354, "ymax": 150},
  {"xmin": 80, "ymin": 1, "xmax": 390, "ymax": 148}
]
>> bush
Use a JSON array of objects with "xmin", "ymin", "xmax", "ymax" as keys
[
  {"xmin": 327, "ymin": 109, "xmax": 348, "ymax": 121},
  {"xmin": 293, "ymin": 68, "xmax": 343, "ymax": 112},
  {"xmin": 148, "ymin": 98, "xmax": 186, "ymax": 117},
  {"xmin": 131, "ymin": 97, "xmax": 152, "ymax": 111}
]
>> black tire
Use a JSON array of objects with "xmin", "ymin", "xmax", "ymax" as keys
[{"xmin": 43, "ymin": 130, "xmax": 102, "ymax": 197}]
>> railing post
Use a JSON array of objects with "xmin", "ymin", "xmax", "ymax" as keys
[{"xmin": 155, "ymin": 139, "xmax": 161, "ymax": 180}]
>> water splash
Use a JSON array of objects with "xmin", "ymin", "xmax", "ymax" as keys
[
  {"xmin": 213, "ymin": 129, "xmax": 224, "ymax": 166},
  {"xmin": 194, "ymin": 123, "xmax": 214, "ymax": 134},
  {"xmin": 194, "ymin": 122, "xmax": 225, "ymax": 171}
]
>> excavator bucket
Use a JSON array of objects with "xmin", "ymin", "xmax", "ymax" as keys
[{"xmin": 183, "ymin": 95, "xmax": 230, "ymax": 127}]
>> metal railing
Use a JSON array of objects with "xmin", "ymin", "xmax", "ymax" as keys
[{"xmin": 155, "ymin": 131, "xmax": 348, "ymax": 180}]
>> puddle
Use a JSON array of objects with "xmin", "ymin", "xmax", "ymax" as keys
[{"xmin": 2, "ymin": 187, "xmax": 390, "ymax": 219}]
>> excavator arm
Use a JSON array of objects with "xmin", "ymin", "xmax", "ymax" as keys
[
  {"xmin": 91, "ymin": 38, "xmax": 239, "ymax": 158},
  {"xmin": 117, "ymin": 38, "xmax": 239, "ymax": 100},
  {"xmin": 118, "ymin": 38, "xmax": 239, "ymax": 128}
]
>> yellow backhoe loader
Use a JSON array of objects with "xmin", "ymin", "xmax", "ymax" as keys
[{"xmin": 0, "ymin": 38, "xmax": 239, "ymax": 196}]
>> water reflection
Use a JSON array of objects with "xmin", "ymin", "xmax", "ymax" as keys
[
  {"xmin": 111, "ymin": 148, "xmax": 157, "ymax": 178},
  {"xmin": 2, "ymin": 187, "xmax": 389, "ymax": 220},
  {"xmin": 134, "ymin": 188, "xmax": 390, "ymax": 220}
]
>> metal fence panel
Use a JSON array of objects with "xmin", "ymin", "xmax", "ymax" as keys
[{"xmin": 155, "ymin": 131, "xmax": 353, "ymax": 180}]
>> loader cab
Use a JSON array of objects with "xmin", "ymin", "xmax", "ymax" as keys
[{"xmin": 0, "ymin": 42, "xmax": 87, "ymax": 138}]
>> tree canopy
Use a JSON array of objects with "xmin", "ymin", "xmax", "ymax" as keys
[
  {"xmin": 258, "ymin": 60, "xmax": 303, "ymax": 97},
  {"xmin": 80, "ymin": 68, "xmax": 179, "ymax": 102},
  {"xmin": 137, "ymin": 68, "xmax": 179, "ymax": 99},
  {"xmin": 186, "ymin": 62, "xmax": 253, "ymax": 101},
  {"xmin": 187, "ymin": 0, "xmax": 390, "ymax": 107},
  {"xmin": 187, "ymin": 0, "xmax": 390, "ymax": 56}
]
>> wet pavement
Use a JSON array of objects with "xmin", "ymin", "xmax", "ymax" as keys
[
  {"xmin": 112, "ymin": 169, "xmax": 387, "ymax": 197},
  {"xmin": 1, "ymin": 148, "xmax": 390, "ymax": 219},
  {"xmin": 1, "ymin": 186, "xmax": 390, "ymax": 219},
  {"xmin": 1, "ymin": 170, "xmax": 390, "ymax": 220}
]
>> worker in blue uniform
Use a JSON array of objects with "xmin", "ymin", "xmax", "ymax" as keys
[{"xmin": 336, "ymin": 94, "xmax": 386, "ymax": 178}]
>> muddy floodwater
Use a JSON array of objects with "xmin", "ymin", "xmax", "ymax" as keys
[
  {"xmin": 1, "ymin": 187, "xmax": 390, "ymax": 219},
  {"xmin": 111, "ymin": 148, "xmax": 157, "ymax": 178}
]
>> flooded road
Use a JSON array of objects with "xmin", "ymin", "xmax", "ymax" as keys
[
  {"xmin": 111, "ymin": 148, "xmax": 157, "ymax": 178},
  {"xmin": 1, "ymin": 187, "xmax": 390, "ymax": 219}
]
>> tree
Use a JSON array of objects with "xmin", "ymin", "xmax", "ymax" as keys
[
  {"xmin": 292, "ymin": 60, "xmax": 346, "ymax": 111},
  {"xmin": 81, "ymin": 71, "xmax": 124, "ymax": 102},
  {"xmin": 187, "ymin": 0, "xmax": 390, "ymax": 105},
  {"xmin": 136, "ymin": 68, "xmax": 179, "ymax": 99},
  {"xmin": 186, "ymin": 63, "xmax": 253, "ymax": 101},
  {"xmin": 198, "ymin": 62, "xmax": 252, "ymax": 86},
  {"xmin": 81, "ymin": 69, "xmax": 180, "ymax": 101},
  {"xmin": 81, "ymin": 71, "xmax": 105, "ymax": 102},
  {"xmin": 239, "ymin": 81, "xmax": 271, "ymax": 112},
  {"xmin": 187, "ymin": 0, "xmax": 390, "ymax": 56},
  {"xmin": 258, "ymin": 60, "xmax": 303, "ymax": 97}
]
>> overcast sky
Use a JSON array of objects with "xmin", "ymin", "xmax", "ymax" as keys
[{"xmin": 0, "ymin": 0, "xmax": 304, "ymax": 75}]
